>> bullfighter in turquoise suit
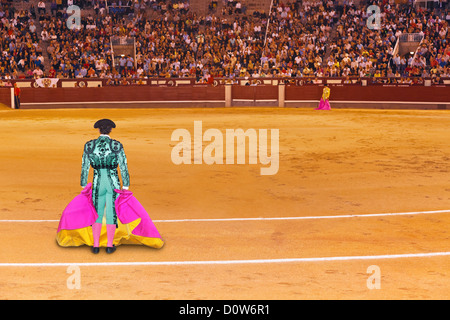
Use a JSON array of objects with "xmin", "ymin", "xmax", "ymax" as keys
[{"xmin": 80, "ymin": 119, "xmax": 130, "ymax": 254}]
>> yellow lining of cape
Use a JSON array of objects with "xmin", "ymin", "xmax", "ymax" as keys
[{"xmin": 56, "ymin": 219, "xmax": 164, "ymax": 249}]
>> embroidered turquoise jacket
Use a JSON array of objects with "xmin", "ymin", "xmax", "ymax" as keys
[{"xmin": 80, "ymin": 135, "xmax": 130, "ymax": 224}]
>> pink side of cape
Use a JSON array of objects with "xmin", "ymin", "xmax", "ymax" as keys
[
  {"xmin": 57, "ymin": 183, "xmax": 98, "ymax": 233},
  {"xmin": 57, "ymin": 185, "xmax": 162, "ymax": 240},
  {"xmin": 315, "ymin": 98, "xmax": 331, "ymax": 110},
  {"xmin": 114, "ymin": 189, "xmax": 162, "ymax": 239}
]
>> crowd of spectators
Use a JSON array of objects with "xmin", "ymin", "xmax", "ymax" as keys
[
  {"xmin": 0, "ymin": 0, "xmax": 45, "ymax": 79},
  {"xmin": 327, "ymin": 0, "xmax": 449, "ymax": 81},
  {"xmin": 0, "ymin": 0, "xmax": 448, "ymax": 84}
]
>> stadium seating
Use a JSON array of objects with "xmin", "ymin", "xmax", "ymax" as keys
[{"xmin": 0, "ymin": 0, "xmax": 448, "ymax": 82}]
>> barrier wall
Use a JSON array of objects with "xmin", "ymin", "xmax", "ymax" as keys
[
  {"xmin": 284, "ymin": 85, "xmax": 450, "ymax": 109},
  {"xmin": 1, "ymin": 80, "xmax": 449, "ymax": 110},
  {"xmin": 1, "ymin": 84, "xmax": 226, "ymax": 109},
  {"xmin": 22, "ymin": 85, "xmax": 225, "ymax": 106},
  {"xmin": 0, "ymin": 88, "xmax": 10, "ymax": 107},
  {"xmin": 285, "ymin": 85, "xmax": 450, "ymax": 103}
]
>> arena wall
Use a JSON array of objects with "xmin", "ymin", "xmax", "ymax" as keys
[
  {"xmin": 284, "ymin": 84, "xmax": 450, "ymax": 109},
  {"xmin": 0, "ymin": 88, "xmax": 10, "ymax": 107},
  {"xmin": 1, "ymin": 79, "xmax": 449, "ymax": 110}
]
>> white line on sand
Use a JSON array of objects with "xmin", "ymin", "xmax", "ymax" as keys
[
  {"xmin": 0, "ymin": 210, "xmax": 449, "ymax": 267},
  {"xmin": 1, "ymin": 251, "xmax": 449, "ymax": 267},
  {"xmin": 0, "ymin": 209, "xmax": 449, "ymax": 223}
]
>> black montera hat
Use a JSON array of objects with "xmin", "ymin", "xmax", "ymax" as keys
[{"xmin": 94, "ymin": 119, "xmax": 116, "ymax": 129}]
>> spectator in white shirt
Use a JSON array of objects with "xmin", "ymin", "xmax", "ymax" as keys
[{"xmin": 38, "ymin": 1, "xmax": 46, "ymax": 14}]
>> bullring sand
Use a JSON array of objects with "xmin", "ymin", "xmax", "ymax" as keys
[{"xmin": 0, "ymin": 107, "xmax": 449, "ymax": 299}]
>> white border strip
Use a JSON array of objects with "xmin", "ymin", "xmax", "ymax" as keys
[
  {"xmin": 286, "ymin": 100, "xmax": 450, "ymax": 105},
  {"xmin": 21, "ymin": 100, "xmax": 226, "ymax": 105},
  {"xmin": 1, "ymin": 251, "xmax": 450, "ymax": 267},
  {"xmin": 21, "ymin": 100, "xmax": 450, "ymax": 106},
  {"xmin": 1, "ymin": 209, "xmax": 449, "ymax": 224}
]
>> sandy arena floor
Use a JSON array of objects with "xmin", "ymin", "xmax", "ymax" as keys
[{"xmin": 0, "ymin": 106, "xmax": 449, "ymax": 300}]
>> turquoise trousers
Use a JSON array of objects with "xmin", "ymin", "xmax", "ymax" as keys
[{"xmin": 95, "ymin": 169, "xmax": 115, "ymax": 225}]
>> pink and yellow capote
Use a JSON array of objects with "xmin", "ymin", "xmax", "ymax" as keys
[
  {"xmin": 315, "ymin": 86, "xmax": 331, "ymax": 110},
  {"xmin": 56, "ymin": 184, "xmax": 164, "ymax": 248}
]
